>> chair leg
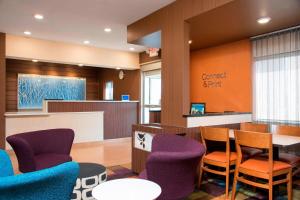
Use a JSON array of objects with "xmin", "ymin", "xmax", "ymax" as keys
[
  {"xmin": 287, "ymin": 169, "xmax": 293, "ymax": 200},
  {"xmin": 198, "ymin": 161, "xmax": 204, "ymax": 189},
  {"xmin": 231, "ymin": 169, "xmax": 238, "ymax": 200},
  {"xmin": 225, "ymin": 165, "xmax": 229, "ymax": 200},
  {"xmin": 269, "ymin": 180, "xmax": 273, "ymax": 200}
]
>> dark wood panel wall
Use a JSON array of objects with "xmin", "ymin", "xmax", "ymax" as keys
[
  {"xmin": 128, "ymin": 0, "xmax": 234, "ymax": 127},
  {"xmin": 6, "ymin": 59, "xmax": 100, "ymax": 112},
  {"xmin": 0, "ymin": 33, "xmax": 5, "ymax": 149},
  {"xmin": 98, "ymin": 68, "xmax": 140, "ymax": 101},
  {"xmin": 6, "ymin": 59, "xmax": 141, "ymax": 112},
  {"xmin": 47, "ymin": 101, "xmax": 139, "ymax": 139}
]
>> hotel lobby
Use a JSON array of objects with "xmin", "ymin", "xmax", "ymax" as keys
[{"xmin": 1, "ymin": 0, "xmax": 300, "ymax": 199}]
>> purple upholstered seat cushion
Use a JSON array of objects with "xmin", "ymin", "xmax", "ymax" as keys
[{"xmin": 35, "ymin": 154, "xmax": 72, "ymax": 170}]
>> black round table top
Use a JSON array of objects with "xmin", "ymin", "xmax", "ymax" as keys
[{"xmin": 78, "ymin": 163, "xmax": 106, "ymax": 178}]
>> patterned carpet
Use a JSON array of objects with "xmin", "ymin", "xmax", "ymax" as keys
[{"xmin": 106, "ymin": 164, "xmax": 300, "ymax": 200}]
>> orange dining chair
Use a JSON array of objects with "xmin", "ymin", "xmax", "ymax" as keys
[
  {"xmin": 232, "ymin": 130, "xmax": 292, "ymax": 200},
  {"xmin": 198, "ymin": 127, "xmax": 237, "ymax": 199},
  {"xmin": 274, "ymin": 125, "xmax": 300, "ymax": 176},
  {"xmin": 240, "ymin": 123, "xmax": 269, "ymax": 159}
]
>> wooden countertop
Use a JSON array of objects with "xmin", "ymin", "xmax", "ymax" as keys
[{"xmin": 45, "ymin": 100, "xmax": 139, "ymax": 103}]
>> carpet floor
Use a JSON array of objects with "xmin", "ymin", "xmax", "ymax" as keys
[{"xmin": 106, "ymin": 165, "xmax": 300, "ymax": 200}]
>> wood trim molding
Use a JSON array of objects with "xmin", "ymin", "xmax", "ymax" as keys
[{"xmin": 0, "ymin": 33, "xmax": 6, "ymax": 149}]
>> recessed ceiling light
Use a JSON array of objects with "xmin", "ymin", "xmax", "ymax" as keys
[
  {"xmin": 83, "ymin": 40, "xmax": 90, "ymax": 44},
  {"xmin": 24, "ymin": 31, "xmax": 31, "ymax": 35},
  {"xmin": 188, "ymin": 40, "xmax": 193, "ymax": 44},
  {"xmin": 129, "ymin": 47, "xmax": 135, "ymax": 51},
  {"xmin": 104, "ymin": 28, "xmax": 112, "ymax": 32},
  {"xmin": 116, "ymin": 67, "xmax": 121, "ymax": 70},
  {"xmin": 34, "ymin": 14, "xmax": 44, "ymax": 20},
  {"xmin": 257, "ymin": 17, "xmax": 271, "ymax": 24},
  {"xmin": 32, "ymin": 59, "xmax": 38, "ymax": 62},
  {"xmin": 78, "ymin": 64, "xmax": 83, "ymax": 67}
]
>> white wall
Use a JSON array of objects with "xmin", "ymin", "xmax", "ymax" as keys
[
  {"xmin": 5, "ymin": 112, "xmax": 104, "ymax": 150},
  {"xmin": 6, "ymin": 34, "xmax": 139, "ymax": 69}
]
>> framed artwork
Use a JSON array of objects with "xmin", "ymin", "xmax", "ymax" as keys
[{"xmin": 18, "ymin": 74, "xmax": 86, "ymax": 109}]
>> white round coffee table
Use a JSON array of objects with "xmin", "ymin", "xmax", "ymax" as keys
[{"xmin": 92, "ymin": 178, "xmax": 161, "ymax": 200}]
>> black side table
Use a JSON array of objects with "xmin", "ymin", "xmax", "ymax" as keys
[{"xmin": 72, "ymin": 163, "xmax": 107, "ymax": 200}]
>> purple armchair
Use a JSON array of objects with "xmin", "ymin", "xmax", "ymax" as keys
[
  {"xmin": 139, "ymin": 134, "xmax": 205, "ymax": 200},
  {"xmin": 7, "ymin": 129, "xmax": 74, "ymax": 173}
]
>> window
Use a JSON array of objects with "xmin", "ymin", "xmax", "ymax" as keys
[
  {"xmin": 253, "ymin": 27, "xmax": 300, "ymax": 123},
  {"xmin": 104, "ymin": 81, "xmax": 113, "ymax": 100}
]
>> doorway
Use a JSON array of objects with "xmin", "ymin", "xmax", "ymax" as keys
[{"xmin": 142, "ymin": 69, "xmax": 161, "ymax": 123}]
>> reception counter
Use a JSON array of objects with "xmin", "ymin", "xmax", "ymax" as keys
[
  {"xmin": 45, "ymin": 100, "xmax": 139, "ymax": 139},
  {"xmin": 4, "ymin": 100, "xmax": 139, "ymax": 149},
  {"xmin": 5, "ymin": 111, "xmax": 104, "ymax": 150}
]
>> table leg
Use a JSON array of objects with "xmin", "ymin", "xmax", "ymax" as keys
[{"xmin": 273, "ymin": 146, "xmax": 279, "ymax": 160}]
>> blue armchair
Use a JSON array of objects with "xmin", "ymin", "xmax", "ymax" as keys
[{"xmin": 0, "ymin": 149, "xmax": 79, "ymax": 200}]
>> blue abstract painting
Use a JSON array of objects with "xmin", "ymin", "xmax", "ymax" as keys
[{"xmin": 18, "ymin": 74, "xmax": 86, "ymax": 109}]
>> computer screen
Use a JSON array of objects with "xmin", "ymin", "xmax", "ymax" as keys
[
  {"xmin": 190, "ymin": 103, "xmax": 206, "ymax": 115},
  {"xmin": 121, "ymin": 95, "xmax": 130, "ymax": 101}
]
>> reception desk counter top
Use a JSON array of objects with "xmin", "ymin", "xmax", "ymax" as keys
[
  {"xmin": 5, "ymin": 112, "xmax": 49, "ymax": 117},
  {"xmin": 44, "ymin": 100, "xmax": 139, "ymax": 103}
]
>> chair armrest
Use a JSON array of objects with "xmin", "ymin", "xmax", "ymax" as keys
[
  {"xmin": 0, "ymin": 162, "xmax": 79, "ymax": 189},
  {"xmin": 0, "ymin": 150, "xmax": 14, "ymax": 177},
  {"xmin": 6, "ymin": 137, "xmax": 36, "ymax": 172}
]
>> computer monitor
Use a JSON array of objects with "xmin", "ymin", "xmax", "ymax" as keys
[
  {"xmin": 190, "ymin": 102, "xmax": 206, "ymax": 115},
  {"xmin": 121, "ymin": 95, "xmax": 130, "ymax": 101}
]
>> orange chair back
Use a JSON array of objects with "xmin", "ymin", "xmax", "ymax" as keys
[
  {"xmin": 201, "ymin": 127, "xmax": 231, "ymax": 159},
  {"xmin": 240, "ymin": 122, "xmax": 268, "ymax": 133},
  {"xmin": 234, "ymin": 130, "xmax": 272, "ymax": 149},
  {"xmin": 201, "ymin": 127, "xmax": 229, "ymax": 142}
]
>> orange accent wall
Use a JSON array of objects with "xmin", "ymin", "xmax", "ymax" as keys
[{"xmin": 190, "ymin": 39, "xmax": 252, "ymax": 112}]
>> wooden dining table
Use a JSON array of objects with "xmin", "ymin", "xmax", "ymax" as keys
[{"xmin": 229, "ymin": 129, "xmax": 300, "ymax": 160}]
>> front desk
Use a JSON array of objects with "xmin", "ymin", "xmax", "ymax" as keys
[
  {"xmin": 5, "ymin": 100, "xmax": 139, "ymax": 149},
  {"xmin": 45, "ymin": 100, "xmax": 139, "ymax": 139},
  {"xmin": 5, "ymin": 111, "xmax": 104, "ymax": 150}
]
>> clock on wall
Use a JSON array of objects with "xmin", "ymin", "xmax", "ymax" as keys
[{"xmin": 119, "ymin": 70, "xmax": 125, "ymax": 80}]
